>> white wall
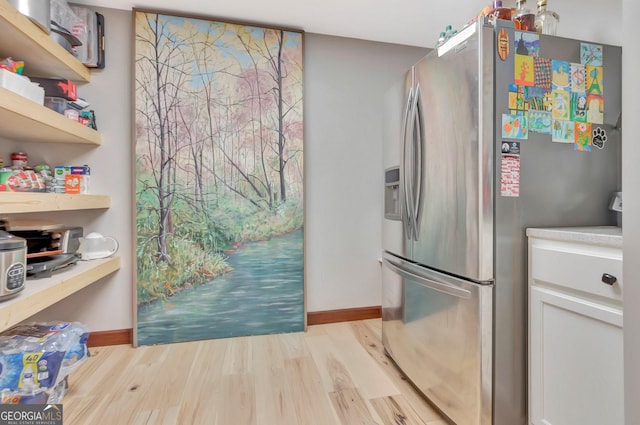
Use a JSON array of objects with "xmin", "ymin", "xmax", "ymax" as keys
[
  {"xmin": 304, "ymin": 35, "xmax": 426, "ymax": 311},
  {"xmin": 622, "ymin": 0, "xmax": 639, "ymax": 423},
  {"xmin": 24, "ymin": 7, "xmax": 134, "ymax": 331},
  {"xmin": 25, "ymin": 7, "xmax": 426, "ymax": 331}
]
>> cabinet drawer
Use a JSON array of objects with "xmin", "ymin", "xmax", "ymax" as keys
[{"xmin": 530, "ymin": 243, "xmax": 623, "ymax": 302}]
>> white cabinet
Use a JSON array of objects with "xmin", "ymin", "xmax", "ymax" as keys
[{"xmin": 527, "ymin": 227, "xmax": 623, "ymax": 425}]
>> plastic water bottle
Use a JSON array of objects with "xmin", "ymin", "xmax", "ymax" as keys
[{"xmin": 436, "ymin": 32, "xmax": 446, "ymax": 47}]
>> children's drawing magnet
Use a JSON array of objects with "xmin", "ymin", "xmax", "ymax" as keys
[
  {"xmin": 580, "ymin": 43, "xmax": 603, "ymax": 66},
  {"xmin": 514, "ymin": 54, "xmax": 535, "ymax": 87},
  {"xmin": 551, "ymin": 90, "xmax": 570, "ymax": 121},
  {"xmin": 587, "ymin": 94, "xmax": 604, "ymax": 125},
  {"xmin": 534, "ymin": 57, "xmax": 552, "ymax": 89},
  {"xmin": 574, "ymin": 122, "xmax": 592, "ymax": 152},
  {"xmin": 586, "ymin": 66, "xmax": 604, "ymax": 96},
  {"xmin": 529, "ymin": 110, "xmax": 552, "ymax": 134},
  {"xmin": 514, "ymin": 31, "xmax": 540, "ymax": 57},
  {"xmin": 570, "ymin": 92, "xmax": 588, "ymax": 123},
  {"xmin": 551, "ymin": 60, "xmax": 570, "ymax": 91},
  {"xmin": 502, "ymin": 113, "xmax": 529, "ymax": 140},
  {"xmin": 551, "ymin": 120, "xmax": 575, "ymax": 143},
  {"xmin": 570, "ymin": 63, "xmax": 586, "ymax": 93}
]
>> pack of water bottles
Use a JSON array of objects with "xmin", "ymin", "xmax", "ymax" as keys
[{"xmin": 0, "ymin": 321, "xmax": 90, "ymax": 404}]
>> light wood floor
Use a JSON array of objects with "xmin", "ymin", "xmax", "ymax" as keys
[{"xmin": 63, "ymin": 319, "xmax": 448, "ymax": 425}]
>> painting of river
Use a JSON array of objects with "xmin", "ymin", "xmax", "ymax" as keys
[
  {"xmin": 134, "ymin": 10, "xmax": 304, "ymax": 345},
  {"xmin": 137, "ymin": 231, "xmax": 304, "ymax": 345}
]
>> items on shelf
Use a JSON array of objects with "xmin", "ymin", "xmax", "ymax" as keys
[
  {"xmin": 513, "ymin": 0, "xmax": 536, "ymax": 31},
  {"xmin": 54, "ymin": 165, "xmax": 91, "ymax": 194},
  {"xmin": 435, "ymin": 25, "xmax": 458, "ymax": 47},
  {"xmin": 0, "ymin": 152, "xmax": 91, "ymax": 194},
  {"xmin": 451, "ymin": 0, "xmax": 560, "ymax": 45},
  {"xmin": 0, "ymin": 59, "xmax": 44, "ymax": 105},
  {"xmin": 30, "ymin": 78, "xmax": 77, "ymax": 100},
  {"xmin": 535, "ymin": 0, "xmax": 559, "ymax": 35}
]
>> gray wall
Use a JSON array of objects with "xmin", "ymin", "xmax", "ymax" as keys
[
  {"xmin": 304, "ymin": 34, "xmax": 426, "ymax": 311},
  {"xmin": 28, "ymin": 8, "xmax": 426, "ymax": 330}
]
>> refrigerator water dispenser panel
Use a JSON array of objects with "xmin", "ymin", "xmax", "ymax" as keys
[{"xmin": 385, "ymin": 167, "xmax": 401, "ymax": 220}]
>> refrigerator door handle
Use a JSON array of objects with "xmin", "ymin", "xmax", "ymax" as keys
[
  {"xmin": 412, "ymin": 84, "xmax": 424, "ymax": 240},
  {"xmin": 402, "ymin": 88, "xmax": 415, "ymax": 240},
  {"xmin": 383, "ymin": 257, "xmax": 472, "ymax": 299}
]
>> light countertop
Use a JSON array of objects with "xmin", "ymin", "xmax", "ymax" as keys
[{"xmin": 526, "ymin": 226, "xmax": 622, "ymax": 249}]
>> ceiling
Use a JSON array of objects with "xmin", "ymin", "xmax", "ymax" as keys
[
  {"xmin": 69, "ymin": 0, "xmax": 622, "ymax": 48},
  {"xmin": 68, "ymin": 0, "xmax": 494, "ymax": 48}
]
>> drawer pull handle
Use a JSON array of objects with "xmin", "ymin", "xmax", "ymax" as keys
[{"xmin": 601, "ymin": 273, "xmax": 617, "ymax": 286}]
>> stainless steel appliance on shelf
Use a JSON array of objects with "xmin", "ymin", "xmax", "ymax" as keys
[
  {"xmin": 382, "ymin": 20, "xmax": 621, "ymax": 425},
  {"xmin": 0, "ymin": 230, "xmax": 26, "ymax": 301}
]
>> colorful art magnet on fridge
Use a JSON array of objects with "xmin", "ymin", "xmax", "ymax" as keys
[
  {"xmin": 580, "ymin": 43, "xmax": 603, "ymax": 66},
  {"xmin": 551, "ymin": 120, "xmax": 575, "ymax": 143},
  {"xmin": 514, "ymin": 55, "xmax": 535, "ymax": 86},
  {"xmin": 514, "ymin": 31, "xmax": 539, "ymax": 57},
  {"xmin": 587, "ymin": 94, "xmax": 604, "ymax": 124},
  {"xmin": 529, "ymin": 110, "xmax": 552, "ymax": 134},
  {"xmin": 574, "ymin": 122, "xmax": 592, "ymax": 152},
  {"xmin": 570, "ymin": 63, "xmax": 586, "ymax": 93},
  {"xmin": 502, "ymin": 113, "xmax": 528, "ymax": 139},
  {"xmin": 529, "ymin": 110, "xmax": 551, "ymax": 134},
  {"xmin": 570, "ymin": 92, "xmax": 588, "ymax": 122},
  {"xmin": 586, "ymin": 66, "xmax": 604, "ymax": 95},
  {"xmin": 551, "ymin": 60, "xmax": 570, "ymax": 91},
  {"xmin": 526, "ymin": 86, "xmax": 550, "ymax": 111},
  {"xmin": 498, "ymin": 28, "xmax": 510, "ymax": 61},
  {"xmin": 501, "ymin": 150, "xmax": 520, "ymax": 197},
  {"xmin": 509, "ymin": 92, "xmax": 518, "ymax": 110},
  {"xmin": 508, "ymin": 85, "xmax": 528, "ymax": 111},
  {"xmin": 552, "ymin": 90, "xmax": 570, "ymax": 120},
  {"xmin": 592, "ymin": 127, "xmax": 607, "ymax": 149},
  {"xmin": 534, "ymin": 57, "xmax": 552, "ymax": 89}
]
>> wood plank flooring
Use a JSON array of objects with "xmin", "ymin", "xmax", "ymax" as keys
[{"xmin": 63, "ymin": 319, "xmax": 449, "ymax": 425}]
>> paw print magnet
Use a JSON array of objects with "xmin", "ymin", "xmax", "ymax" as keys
[{"xmin": 592, "ymin": 127, "xmax": 607, "ymax": 149}]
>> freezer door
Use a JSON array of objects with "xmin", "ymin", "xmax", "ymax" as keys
[
  {"xmin": 410, "ymin": 23, "xmax": 495, "ymax": 282},
  {"xmin": 382, "ymin": 251, "xmax": 493, "ymax": 425},
  {"xmin": 382, "ymin": 71, "xmax": 415, "ymax": 258}
]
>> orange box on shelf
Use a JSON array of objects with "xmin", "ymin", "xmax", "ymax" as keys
[{"xmin": 64, "ymin": 174, "xmax": 82, "ymax": 194}]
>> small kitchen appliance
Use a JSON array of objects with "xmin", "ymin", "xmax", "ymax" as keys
[
  {"xmin": 0, "ymin": 230, "xmax": 26, "ymax": 301},
  {"xmin": 6, "ymin": 224, "xmax": 82, "ymax": 279},
  {"xmin": 77, "ymin": 232, "xmax": 118, "ymax": 260}
]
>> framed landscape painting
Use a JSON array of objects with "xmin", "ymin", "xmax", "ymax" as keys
[{"xmin": 133, "ymin": 9, "xmax": 305, "ymax": 346}]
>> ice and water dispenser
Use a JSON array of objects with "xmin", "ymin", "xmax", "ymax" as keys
[{"xmin": 384, "ymin": 167, "xmax": 401, "ymax": 220}]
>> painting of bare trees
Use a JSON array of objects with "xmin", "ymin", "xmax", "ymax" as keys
[{"xmin": 134, "ymin": 10, "xmax": 304, "ymax": 346}]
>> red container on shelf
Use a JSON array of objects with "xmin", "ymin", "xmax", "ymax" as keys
[{"xmin": 11, "ymin": 152, "xmax": 27, "ymax": 169}]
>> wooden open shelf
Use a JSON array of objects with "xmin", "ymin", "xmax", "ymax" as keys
[
  {"xmin": 0, "ymin": 0, "xmax": 91, "ymax": 82},
  {"xmin": 0, "ymin": 193, "xmax": 111, "ymax": 214},
  {"xmin": 0, "ymin": 256, "xmax": 121, "ymax": 332},
  {"xmin": 0, "ymin": 87, "xmax": 101, "ymax": 145}
]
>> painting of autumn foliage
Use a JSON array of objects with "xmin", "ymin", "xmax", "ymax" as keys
[{"xmin": 134, "ymin": 10, "xmax": 304, "ymax": 346}]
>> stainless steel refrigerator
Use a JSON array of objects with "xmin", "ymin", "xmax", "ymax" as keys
[{"xmin": 381, "ymin": 20, "xmax": 621, "ymax": 425}]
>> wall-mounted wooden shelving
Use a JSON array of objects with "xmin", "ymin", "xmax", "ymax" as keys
[
  {"xmin": 0, "ymin": 257, "xmax": 121, "ymax": 332},
  {"xmin": 0, "ymin": 87, "xmax": 101, "ymax": 145},
  {"xmin": 0, "ymin": 193, "xmax": 111, "ymax": 214},
  {"xmin": 0, "ymin": 0, "xmax": 91, "ymax": 82}
]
